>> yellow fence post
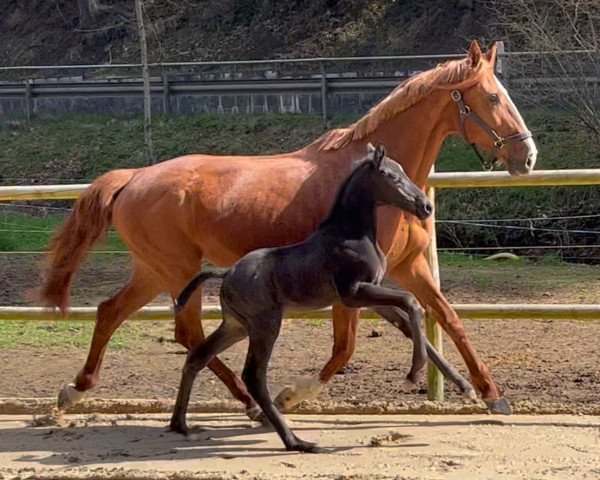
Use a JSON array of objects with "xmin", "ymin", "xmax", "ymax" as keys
[{"xmin": 425, "ymin": 177, "xmax": 444, "ymax": 402}]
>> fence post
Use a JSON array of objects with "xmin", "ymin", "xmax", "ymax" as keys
[
  {"xmin": 425, "ymin": 170, "xmax": 444, "ymax": 402},
  {"xmin": 162, "ymin": 71, "xmax": 170, "ymax": 115},
  {"xmin": 24, "ymin": 79, "xmax": 32, "ymax": 122},
  {"xmin": 496, "ymin": 40, "xmax": 507, "ymax": 81},
  {"xmin": 320, "ymin": 62, "xmax": 328, "ymax": 125}
]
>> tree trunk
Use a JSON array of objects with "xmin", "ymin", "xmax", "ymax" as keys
[{"xmin": 135, "ymin": 0, "xmax": 156, "ymax": 165}]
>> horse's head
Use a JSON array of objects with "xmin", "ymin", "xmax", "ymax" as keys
[
  {"xmin": 450, "ymin": 41, "xmax": 538, "ymax": 176},
  {"xmin": 367, "ymin": 144, "xmax": 433, "ymax": 220}
]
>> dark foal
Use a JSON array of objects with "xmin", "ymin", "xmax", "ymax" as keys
[{"xmin": 171, "ymin": 144, "xmax": 432, "ymax": 453}]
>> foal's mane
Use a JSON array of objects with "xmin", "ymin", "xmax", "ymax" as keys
[{"xmin": 314, "ymin": 56, "xmax": 490, "ymax": 151}]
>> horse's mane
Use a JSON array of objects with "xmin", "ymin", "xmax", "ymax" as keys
[{"xmin": 314, "ymin": 56, "xmax": 491, "ymax": 151}]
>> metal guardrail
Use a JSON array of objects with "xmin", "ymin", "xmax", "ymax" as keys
[{"xmin": 0, "ymin": 76, "xmax": 404, "ymax": 99}]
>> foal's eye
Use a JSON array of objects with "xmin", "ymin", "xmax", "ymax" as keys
[{"xmin": 488, "ymin": 93, "xmax": 500, "ymax": 105}]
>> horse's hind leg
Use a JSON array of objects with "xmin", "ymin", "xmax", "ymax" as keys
[
  {"xmin": 58, "ymin": 260, "xmax": 161, "ymax": 412},
  {"xmin": 243, "ymin": 312, "xmax": 321, "ymax": 453},
  {"xmin": 171, "ymin": 277, "xmax": 260, "ymax": 419},
  {"xmin": 272, "ymin": 303, "xmax": 358, "ymax": 413},
  {"xmin": 372, "ymin": 305, "xmax": 476, "ymax": 401},
  {"xmin": 170, "ymin": 316, "xmax": 248, "ymax": 435}
]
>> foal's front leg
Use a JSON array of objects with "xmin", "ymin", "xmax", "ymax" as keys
[
  {"xmin": 371, "ymin": 305, "xmax": 476, "ymax": 401},
  {"xmin": 338, "ymin": 283, "xmax": 428, "ymax": 385},
  {"xmin": 243, "ymin": 313, "xmax": 322, "ymax": 453}
]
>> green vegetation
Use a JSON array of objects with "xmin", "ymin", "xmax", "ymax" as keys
[{"xmin": 0, "ymin": 320, "xmax": 144, "ymax": 349}]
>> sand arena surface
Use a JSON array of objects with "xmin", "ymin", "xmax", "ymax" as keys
[{"xmin": 1, "ymin": 413, "xmax": 599, "ymax": 479}]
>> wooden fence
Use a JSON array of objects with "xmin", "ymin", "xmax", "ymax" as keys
[{"xmin": 2, "ymin": 168, "xmax": 600, "ymax": 401}]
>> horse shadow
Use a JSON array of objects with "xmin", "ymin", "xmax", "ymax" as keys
[{"xmin": 0, "ymin": 414, "xmax": 426, "ymax": 468}]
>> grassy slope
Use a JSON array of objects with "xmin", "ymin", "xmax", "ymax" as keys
[{"xmin": 1, "ymin": 112, "xmax": 599, "ymax": 254}]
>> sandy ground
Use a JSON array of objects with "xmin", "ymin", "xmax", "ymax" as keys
[{"xmin": 1, "ymin": 413, "xmax": 599, "ymax": 479}]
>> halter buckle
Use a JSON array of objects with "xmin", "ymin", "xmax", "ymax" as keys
[
  {"xmin": 451, "ymin": 90, "xmax": 461, "ymax": 101},
  {"xmin": 494, "ymin": 138, "xmax": 505, "ymax": 149}
]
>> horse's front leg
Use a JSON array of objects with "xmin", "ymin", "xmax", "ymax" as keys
[
  {"xmin": 389, "ymin": 254, "xmax": 511, "ymax": 414},
  {"xmin": 338, "ymin": 283, "xmax": 428, "ymax": 386},
  {"xmin": 272, "ymin": 303, "xmax": 359, "ymax": 413}
]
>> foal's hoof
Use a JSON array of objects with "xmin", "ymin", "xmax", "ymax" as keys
[
  {"xmin": 57, "ymin": 383, "xmax": 85, "ymax": 412},
  {"xmin": 288, "ymin": 439, "xmax": 323, "ymax": 454},
  {"xmin": 169, "ymin": 418, "xmax": 190, "ymax": 436},
  {"xmin": 483, "ymin": 397, "xmax": 512, "ymax": 415}
]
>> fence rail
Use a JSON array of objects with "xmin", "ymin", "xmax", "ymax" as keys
[
  {"xmin": 3, "ymin": 304, "xmax": 600, "ymax": 322},
  {"xmin": 2, "ymin": 169, "xmax": 600, "ymax": 202}
]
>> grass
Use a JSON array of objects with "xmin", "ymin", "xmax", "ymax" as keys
[{"xmin": 0, "ymin": 321, "xmax": 144, "ymax": 349}]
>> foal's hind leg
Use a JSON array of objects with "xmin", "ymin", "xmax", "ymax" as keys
[
  {"xmin": 170, "ymin": 317, "xmax": 248, "ymax": 435},
  {"xmin": 58, "ymin": 260, "xmax": 161, "ymax": 412},
  {"xmin": 173, "ymin": 286, "xmax": 260, "ymax": 419},
  {"xmin": 243, "ymin": 312, "xmax": 321, "ymax": 453},
  {"xmin": 372, "ymin": 305, "xmax": 476, "ymax": 401}
]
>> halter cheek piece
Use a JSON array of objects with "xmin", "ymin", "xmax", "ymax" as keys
[{"xmin": 451, "ymin": 90, "xmax": 533, "ymax": 171}]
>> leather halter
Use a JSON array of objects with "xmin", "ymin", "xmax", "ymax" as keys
[{"xmin": 451, "ymin": 90, "xmax": 533, "ymax": 171}]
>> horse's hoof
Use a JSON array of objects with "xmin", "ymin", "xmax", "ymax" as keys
[
  {"xmin": 462, "ymin": 388, "xmax": 478, "ymax": 403},
  {"xmin": 273, "ymin": 386, "xmax": 297, "ymax": 412},
  {"xmin": 483, "ymin": 397, "xmax": 512, "ymax": 415},
  {"xmin": 288, "ymin": 439, "xmax": 323, "ymax": 454},
  {"xmin": 246, "ymin": 405, "xmax": 271, "ymax": 427},
  {"xmin": 57, "ymin": 383, "xmax": 85, "ymax": 411}
]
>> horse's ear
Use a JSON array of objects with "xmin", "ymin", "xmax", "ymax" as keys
[
  {"xmin": 373, "ymin": 144, "xmax": 386, "ymax": 168},
  {"xmin": 468, "ymin": 40, "xmax": 482, "ymax": 67},
  {"xmin": 484, "ymin": 42, "xmax": 499, "ymax": 65}
]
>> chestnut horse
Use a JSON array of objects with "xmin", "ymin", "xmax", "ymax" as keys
[{"xmin": 38, "ymin": 41, "xmax": 537, "ymax": 417}]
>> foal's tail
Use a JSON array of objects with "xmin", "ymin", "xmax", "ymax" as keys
[
  {"xmin": 32, "ymin": 169, "xmax": 136, "ymax": 314},
  {"xmin": 175, "ymin": 270, "xmax": 228, "ymax": 313}
]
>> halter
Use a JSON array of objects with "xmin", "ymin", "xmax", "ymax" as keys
[{"xmin": 451, "ymin": 90, "xmax": 532, "ymax": 171}]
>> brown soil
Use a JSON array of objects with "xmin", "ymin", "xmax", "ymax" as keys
[{"xmin": 1, "ymin": 255, "xmax": 599, "ymax": 407}]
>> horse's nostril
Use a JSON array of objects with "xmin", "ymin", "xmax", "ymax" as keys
[{"xmin": 525, "ymin": 155, "xmax": 534, "ymax": 169}]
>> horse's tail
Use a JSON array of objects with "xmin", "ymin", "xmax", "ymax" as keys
[
  {"xmin": 32, "ymin": 169, "xmax": 136, "ymax": 314},
  {"xmin": 175, "ymin": 270, "xmax": 228, "ymax": 313}
]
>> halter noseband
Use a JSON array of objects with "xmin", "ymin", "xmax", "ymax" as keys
[{"xmin": 451, "ymin": 90, "xmax": 532, "ymax": 171}]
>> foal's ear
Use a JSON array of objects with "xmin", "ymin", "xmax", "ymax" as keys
[{"xmin": 373, "ymin": 143, "xmax": 386, "ymax": 169}]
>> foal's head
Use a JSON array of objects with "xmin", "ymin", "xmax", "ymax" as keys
[{"xmin": 366, "ymin": 144, "xmax": 433, "ymax": 220}]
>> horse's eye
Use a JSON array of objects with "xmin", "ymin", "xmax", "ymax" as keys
[{"xmin": 489, "ymin": 93, "xmax": 500, "ymax": 105}]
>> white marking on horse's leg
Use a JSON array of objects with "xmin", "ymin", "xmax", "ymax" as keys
[
  {"xmin": 274, "ymin": 374, "xmax": 323, "ymax": 412},
  {"xmin": 462, "ymin": 388, "xmax": 478, "ymax": 403},
  {"xmin": 245, "ymin": 405, "xmax": 263, "ymax": 421},
  {"xmin": 57, "ymin": 383, "xmax": 86, "ymax": 412}
]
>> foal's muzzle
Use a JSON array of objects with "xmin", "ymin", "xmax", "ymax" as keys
[{"xmin": 415, "ymin": 199, "xmax": 433, "ymax": 220}]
